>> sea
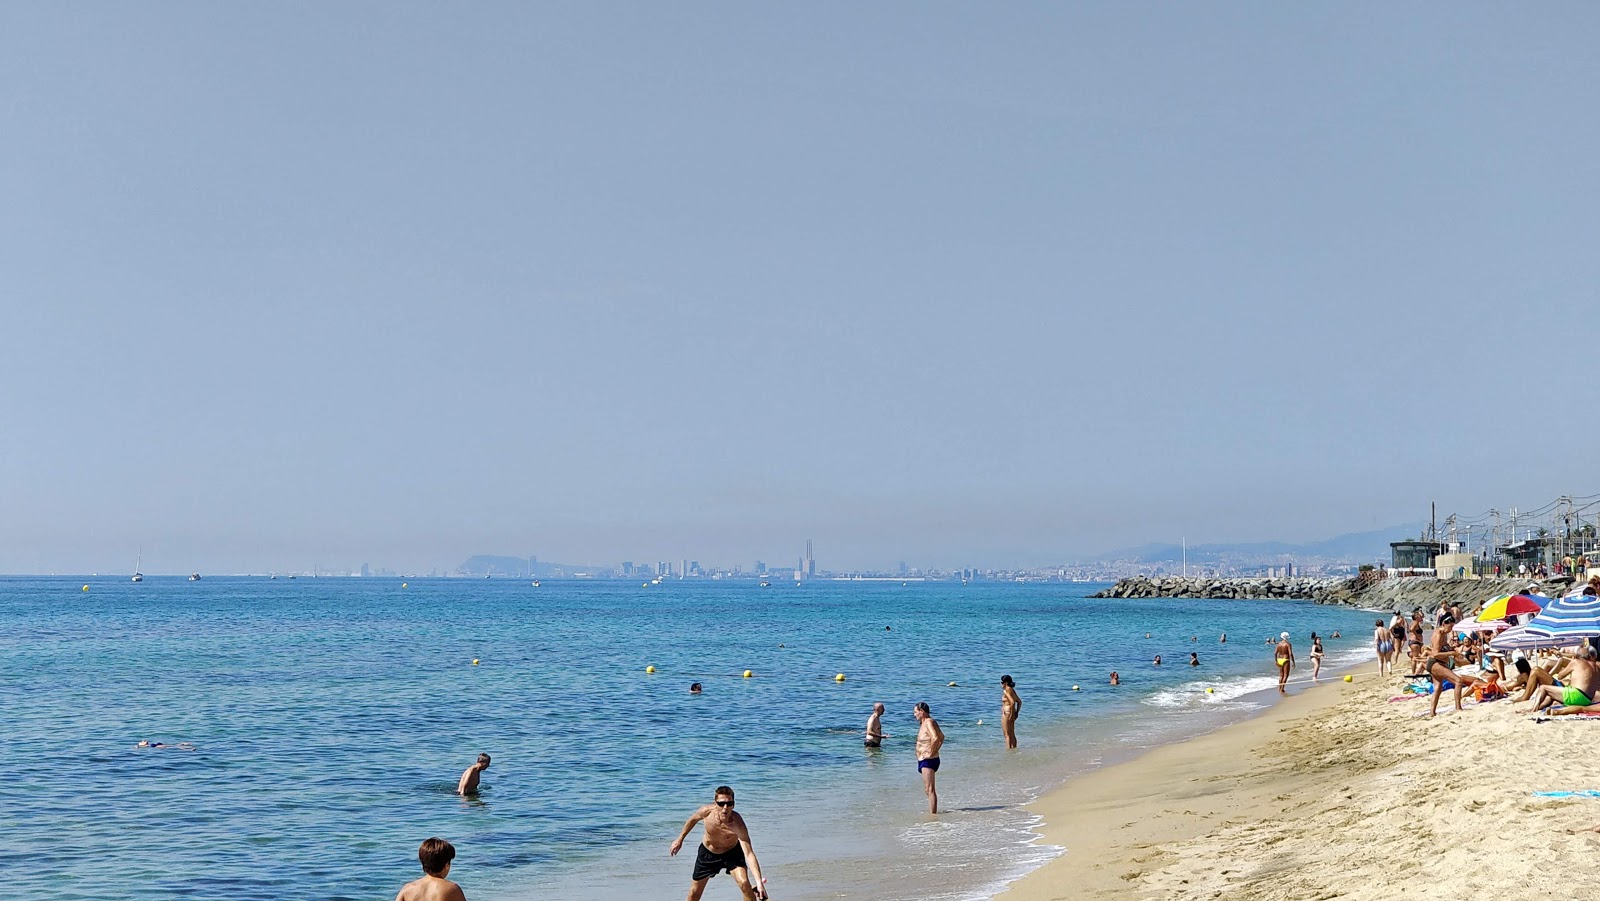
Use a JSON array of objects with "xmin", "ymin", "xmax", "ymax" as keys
[{"xmin": 1, "ymin": 576, "xmax": 1379, "ymax": 900}]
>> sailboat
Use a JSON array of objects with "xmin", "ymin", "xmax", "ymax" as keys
[{"xmin": 131, "ymin": 549, "xmax": 144, "ymax": 583}]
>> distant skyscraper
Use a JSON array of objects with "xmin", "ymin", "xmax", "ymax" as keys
[
  {"xmin": 622, "ymin": 561, "xmax": 634, "ymax": 576},
  {"xmin": 756, "ymin": 560, "xmax": 766, "ymax": 575},
  {"xmin": 680, "ymin": 559, "xmax": 689, "ymax": 579},
  {"xmin": 360, "ymin": 562, "xmax": 369, "ymax": 578},
  {"xmin": 805, "ymin": 539, "xmax": 815, "ymax": 579}
]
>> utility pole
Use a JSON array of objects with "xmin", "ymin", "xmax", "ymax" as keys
[{"xmin": 1182, "ymin": 537, "xmax": 1187, "ymax": 578}]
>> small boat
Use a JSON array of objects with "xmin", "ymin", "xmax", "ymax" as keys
[
  {"xmin": 269, "ymin": 574, "xmax": 277, "ymax": 580},
  {"xmin": 188, "ymin": 573, "xmax": 201, "ymax": 581},
  {"xmin": 759, "ymin": 580, "xmax": 771, "ymax": 587},
  {"xmin": 531, "ymin": 580, "xmax": 540, "ymax": 587}
]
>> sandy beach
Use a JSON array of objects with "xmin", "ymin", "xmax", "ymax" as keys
[{"xmin": 998, "ymin": 663, "xmax": 1600, "ymax": 900}]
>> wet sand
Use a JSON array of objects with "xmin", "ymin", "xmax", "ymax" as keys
[{"xmin": 997, "ymin": 664, "xmax": 1600, "ymax": 900}]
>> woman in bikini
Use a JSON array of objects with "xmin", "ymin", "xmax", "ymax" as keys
[
  {"xmin": 1373, "ymin": 619, "xmax": 1394, "ymax": 675},
  {"xmin": 1309, "ymin": 634, "xmax": 1325, "ymax": 680},
  {"xmin": 1000, "ymin": 675, "xmax": 1021, "ymax": 749},
  {"xmin": 1424, "ymin": 647, "xmax": 1484, "ymax": 717}
]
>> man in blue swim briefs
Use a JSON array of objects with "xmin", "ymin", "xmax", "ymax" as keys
[
  {"xmin": 669, "ymin": 785, "xmax": 768, "ymax": 901},
  {"xmin": 913, "ymin": 701, "xmax": 945, "ymax": 815}
]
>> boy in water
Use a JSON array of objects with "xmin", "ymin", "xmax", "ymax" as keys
[
  {"xmin": 395, "ymin": 837, "xmax": 466, "ymax": 901},
  {"xmin": 458, "ymin": 753, "xmax": 490, "ymax": 796}
]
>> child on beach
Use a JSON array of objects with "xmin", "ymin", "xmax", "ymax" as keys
[{"xmin": 395, "ymin": 837, "xmax": 466, "ymax": 901}]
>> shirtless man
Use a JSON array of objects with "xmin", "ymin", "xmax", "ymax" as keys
[
  {"xmin": 913, "ymin": 701, "xmax": 945, "ymax": 814},
  {"xmin": 669, "ymin": 786, "xmax": 767, "ymax": 901},
  {"xmin": 395, "ymin": 837, "xmax": 467, "ymax": 901},
  {"xmin": 457, "ymin": 753, "xmax": 490, "ymax": 796},
  {"xmin": 1274, "ymin": 632, "xmax": 1294, "ymax": 693},
  {"xmin": 864, "ymin": 702, "xmax": 885, "ymax": 748},
  {"xmin": 1524, "ymin": 646, "xmax": 1600, "ymax": 714}
]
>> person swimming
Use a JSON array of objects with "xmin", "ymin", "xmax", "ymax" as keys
[
  {"xmin": 1109, "ymin": 671, "xmax": 1120, "ymax": 685},
  {"xmin": 690, "ymin": 683, "xmax": 703, "ymax": 693}
]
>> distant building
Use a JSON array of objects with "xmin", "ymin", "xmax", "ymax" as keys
[
  {"xmin": 1390, "ymin": 540, "xmax": 1445, "ymax": 571},
  {"xmin": 756, "ymin": 560, "xmax": 767, "ymax": 575},
  {"xmin": 360, "ymin": 563, "xmax": 369, "ymax": 578}
]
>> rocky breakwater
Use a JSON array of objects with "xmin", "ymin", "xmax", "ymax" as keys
[{"xmin": 1091, "ymin": 576, "xmax": 1360, "ymax": 605}]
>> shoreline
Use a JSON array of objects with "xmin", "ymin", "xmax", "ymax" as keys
[{"xmin": 994, "ymin": 655, "xmax": 1600, "ymax": 900}]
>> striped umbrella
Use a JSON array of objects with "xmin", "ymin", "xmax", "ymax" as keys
[
  {"xmin": 1519, "ymin": 592, "xmax": 1600, "ymax": 642},
  {"xmin": 1489, "ymin": 623, "xmax": 1562, "ymax": 651}
]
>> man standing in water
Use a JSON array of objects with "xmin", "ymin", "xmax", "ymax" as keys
[
  {"xmin": 864, "ymin": 702, "xmax": 885, "ymax": 748},
  {"xmin": 913, "ymin": 701, "xmax": 944, "ymax": 814},
  {"xmin": 457, "ymin": 753, "xmax": 490, "ymax": 796},
  {"xmin": 669, "ymin": 785, "xmax": 768, "ymax": 901},
  {"xmin": 1274, "ymin": 632, "xmax": 1294, "ymax": 693}
]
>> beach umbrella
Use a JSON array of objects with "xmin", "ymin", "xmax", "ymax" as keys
[
  {"xmin": 1520, "ymin": 591, "xmax": 1600, "ymax": 642},
  {"xmin": 1455, "ymin": 620, "xmax": 1508, "ymax": 635},
  {"xmin": 1489, "ymin": 623, "xmax": 1562, "ymax": 651},
  {"xmin": 1475, "ymin": 594, "xmax": 1545, "ymax": 622}
]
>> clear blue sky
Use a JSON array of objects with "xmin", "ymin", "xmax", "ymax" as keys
[{"xmin": 3, "ymin": 4, "xmax": 1597, "ymax": 574}]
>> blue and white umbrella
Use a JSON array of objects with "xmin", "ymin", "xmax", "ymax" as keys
[
  {"xmin": 1516, "ymin": 591, "xmax": 1600, "ymax": 643},
  {"xmin": 1489, "ymin": 623, "xmax": 1562, "ymax": 651}
]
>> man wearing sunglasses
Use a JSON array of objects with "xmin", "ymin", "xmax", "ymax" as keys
[{"xmin": 669, "ymin": 785, "xmax": 768, "ymax": 900}]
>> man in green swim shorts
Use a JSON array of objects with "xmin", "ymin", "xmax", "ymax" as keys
[{"xmin": 1526, "ymin": 646, "xmax": 1599, "ymax": 714}]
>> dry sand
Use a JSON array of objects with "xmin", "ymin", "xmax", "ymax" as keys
[{"xmin": 997, "ymin": 664, "xmax": 1600, "ymax": 900}]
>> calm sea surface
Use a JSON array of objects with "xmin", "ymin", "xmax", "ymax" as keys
[{"xmin": 1, "ymin": 577, "xmax": 1378, "ymax": 900}]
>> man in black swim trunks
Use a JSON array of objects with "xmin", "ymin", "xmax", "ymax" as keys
[{"xmin": 669, "ymin": 785, "xmax": 768, "ymax": 900}]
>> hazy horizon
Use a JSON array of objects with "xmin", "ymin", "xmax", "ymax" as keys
[{"xmin": 4, "ymin": 4, "xmax": 1598, "ymax": 574}]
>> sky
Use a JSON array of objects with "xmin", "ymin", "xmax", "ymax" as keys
[{"xmin": 2, "ymin": 4, "xmax": 1598, "ymax": 574}]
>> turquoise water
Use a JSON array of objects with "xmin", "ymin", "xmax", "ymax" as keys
[{"xmin": 1, "ymin": 577, "xmax": 1377, "ymax": 900}]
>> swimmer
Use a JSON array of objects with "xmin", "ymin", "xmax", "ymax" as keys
[
  {"xmin": 1331, "ymin": 630, "xmax": 1341, "ymax": 639},
  {"xmin": 669, "ymin": 786, "xmax": 768, "ymax": 900},
  {"xmin": 1145, "ymin": 632, "xmax": 1151, "ymax": 639},
  {"xmin": 1000, "ymin": 675, "xmax": 1021, "ymax": 750},
  {"xmin": 1274, "ymin": 632, "xmax": 1294, "ymax": 693},
  {"xmin": 457, "ymin": 753, "xmax": 490, "ymax": 796},
  {"xmin": 1189, "ymin": 652, "xmax": 1199, "ymax": 667},
  {"xmin": 1109, "ymin": 671, "xmax": 1120, "ymax": 685},
  {"xmin": 690, "ymin": 683, "xmax": 703, "ymax": 693},
  {"xmin": 395, "ymin": 837, "xmax": 466, "ymax": 901},
  {"xmin": 1219, "ymin": 633, "xmax": 1226, "ymax": 643},
  {"xmin": 135, "ymin": 741, "xmax": 196, "ymax": 751},
  {"xmin": 913, "ymin": 702, "xmax": 945, "ymax": 814},
  {"xmin": 864, "ymin": 702, "xmax": 885, "ymax": 748},
  {"xmin": 1191, "ymin": 635, "xmax": 1198, "ymax": 642},
  {"xmin": 1152, "ymin": 655, "xmax": 1162, "ymax": 666}
]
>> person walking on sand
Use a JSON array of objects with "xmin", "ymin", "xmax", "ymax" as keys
[
  {"xmin": 864, "ymin": 702, "xmax": 885, "ymax": 748},
  {"xmin": 999, "ymin": 675, "xmax": 1021, "ymax": 749},
  {"xmin": 1274, "ymin": 632, "xmax": 1294, "ymax": 693},
  {"xmin": 395, "ymin": 837, "xmax": 466, "ymax": 901},
  {"xmin": 669, "ymin": 785, "xmax": 768, "ymax": 901},
  {"xmin": 1372, "ymin": 619, "xmax": 1393, "ymax": 675},
  {"xmin": 457, "ymin": 754, "xmax": 490, "ymax": 796},
  {"xmin": 913, "ymin": 701, "xmax": 944, "ymax": 814}
]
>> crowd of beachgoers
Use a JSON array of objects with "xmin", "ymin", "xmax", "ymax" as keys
[{"xmin": 1376, "ymin": 573, "xmax": 1600, "ymax": 721}]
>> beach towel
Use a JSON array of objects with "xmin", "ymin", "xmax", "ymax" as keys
[{"xmin": 1534, "ymin": 790, "xmax": 1600, "ymax": 798}]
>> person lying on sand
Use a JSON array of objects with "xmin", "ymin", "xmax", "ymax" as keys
[{"xmin": 1515, "ymin": 655, "xmax": 1576, "ymax": 703}]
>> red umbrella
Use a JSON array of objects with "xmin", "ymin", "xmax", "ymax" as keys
[{"xmin": 1474, "ymin": 594, "xmax": 1545, "ymax": 622}]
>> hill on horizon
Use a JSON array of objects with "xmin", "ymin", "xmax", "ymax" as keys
[{"xmin": 1089, "ymin": 523, "xmax": 1428, "ymax": 566}]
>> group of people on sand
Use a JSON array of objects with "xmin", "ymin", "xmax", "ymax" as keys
[{"xmin": 1386, "ymin": 577, "xmax": 1600, "ymax": 720}]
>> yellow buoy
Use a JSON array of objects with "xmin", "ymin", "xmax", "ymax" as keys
[
  {"xmin": 743, "ymin": 670, "xmax": 753, "ymax": 678},
  {"xmin": 82, "ymin": 585, "xmax": 89, "ymax": 591},
  {"xmin": 472, "ymin": 659, "xmax": 479, "ymax": 665},
  {"xmin": 948, "ymin": 681, "xmax": 958, "ymax": 687},
  {"xmin": 643, "ymin": 582, "xmax": 649, "ymax": 588},
  {"xmin": 1205, "ymin": 687, "xmax": 1215, "ymax": 694},
  {"xmin": 835, "ymin": 673, "xmax": 846, "ymax": 682},
  {"xmin": 401, "ymin": 582, "xmax": 408, "ymax": 588},
  {"xmin": 1072, "ymin": 684, "xmax": 1080, "ymax": 691},
  {"xmin": 1343, "ymin": 674, "xmax": 1354, "ymax": 683},
  {"xmin": 646, "ymin": 665, "xmax": 656, "ymax": 674}
]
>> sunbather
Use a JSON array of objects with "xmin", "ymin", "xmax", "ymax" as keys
[{"xmin": 1523, "ymin": 647, "xmax": 1599, "ymax": 714}]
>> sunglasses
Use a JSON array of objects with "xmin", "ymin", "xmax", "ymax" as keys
[{"xmin": 716, "ymin": 800, "xmax": 734, "ymax": 807}]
